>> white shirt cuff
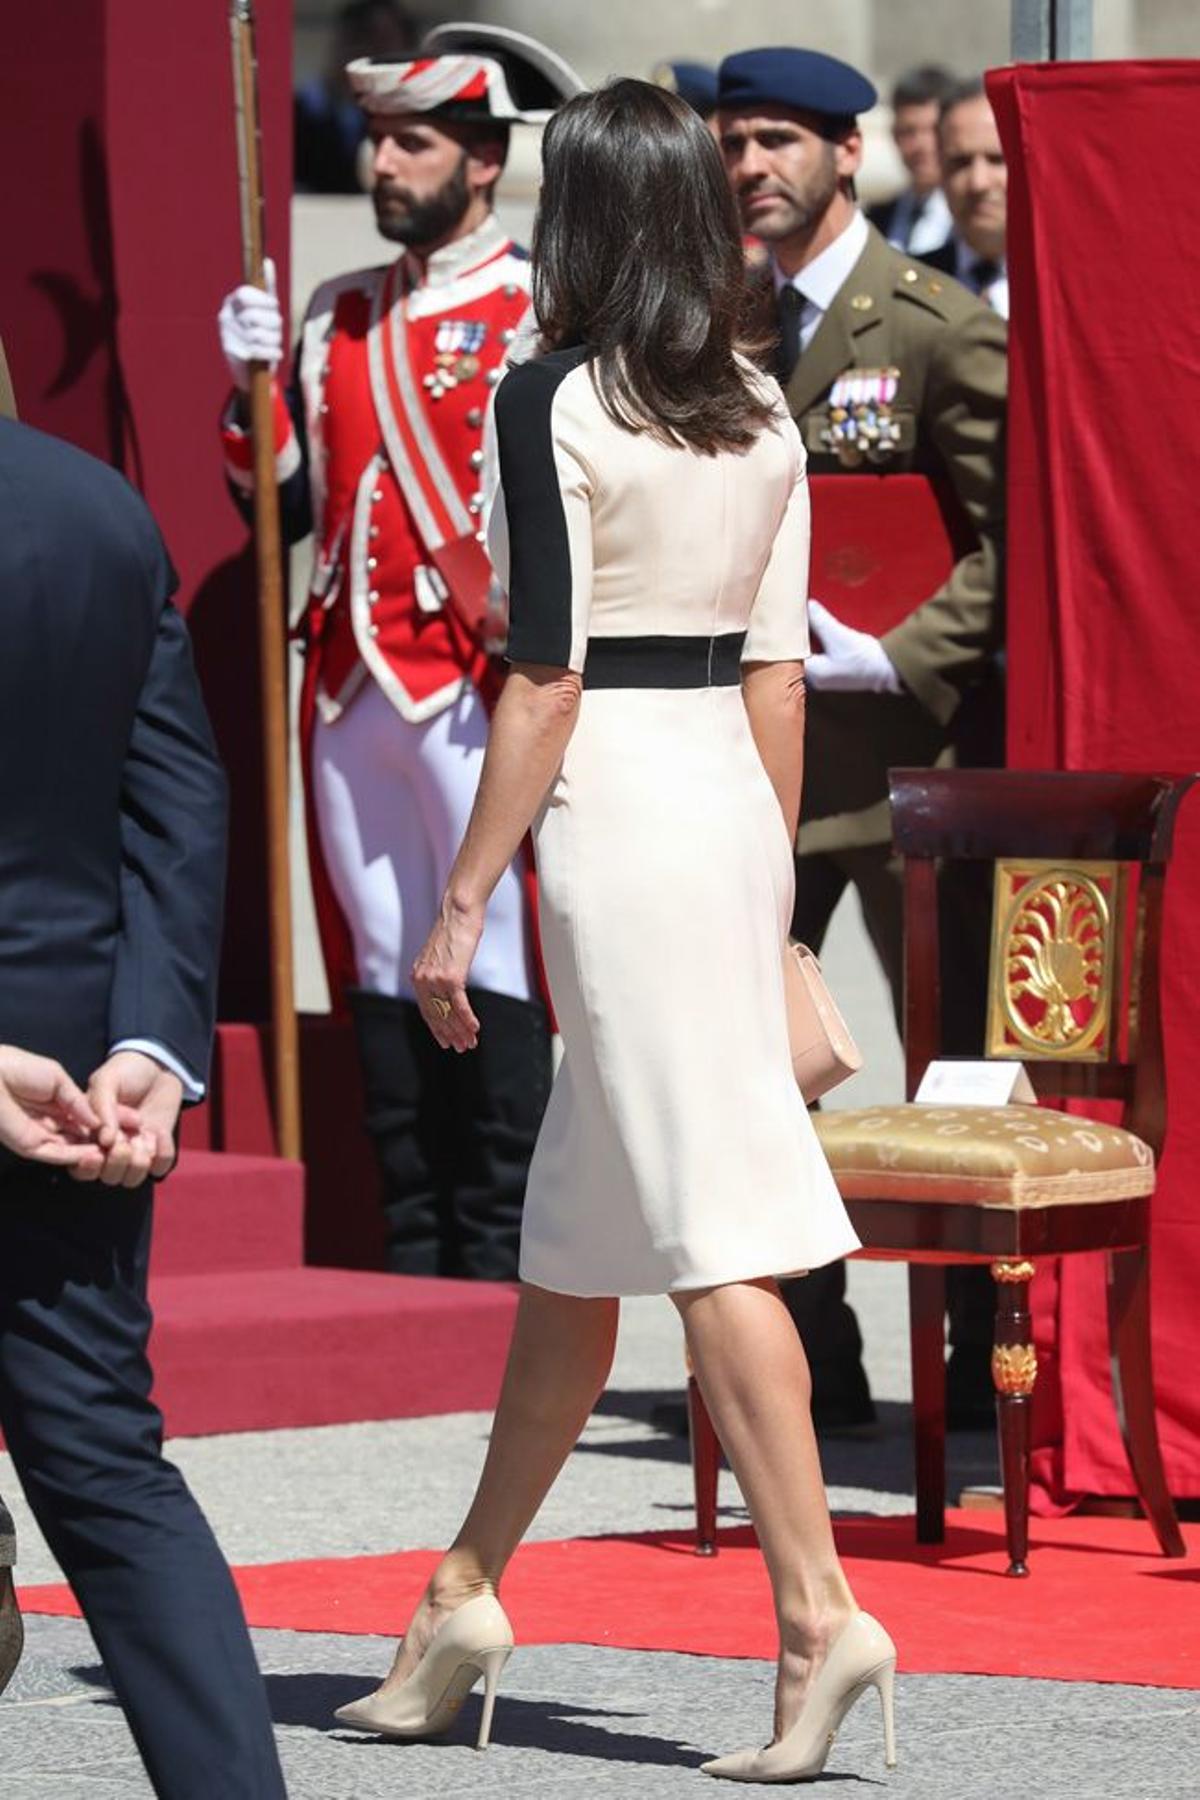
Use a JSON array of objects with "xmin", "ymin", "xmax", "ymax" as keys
[{"xmin": 109, "ymin": 1039, "xmax": 206, "ymax": 1104}]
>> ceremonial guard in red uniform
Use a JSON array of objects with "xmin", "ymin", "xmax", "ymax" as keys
[{"xmin": 218, "ymin": 27, "xmax": 582, "ymax": 1279}]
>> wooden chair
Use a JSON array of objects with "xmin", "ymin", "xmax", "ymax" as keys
[{"xmin": 689, "ymin": 769, "xmax": 1193, "ymax": 1576}]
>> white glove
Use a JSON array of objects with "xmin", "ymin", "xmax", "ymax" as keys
[
  {"xmin": 806, "ymin": 599, "xmax": 902, "ymax": 694},
  {"xmin": 217, "ymin": 257, "xmax": 283, "ymax": 392}
]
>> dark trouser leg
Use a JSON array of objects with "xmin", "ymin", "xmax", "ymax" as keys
[
  {"xmin": 446, "ymin": 988, "xmax": 552, "ymax": 1281},
  {"xmin": 0, "ymin": 1490, "xmax": 21, "ymax": 1697},
  {"xmin": 783, "ymin": 852, "xmax": 874, "ymax": 1426},
  {"xmin": 779, "ymin": 1266, "xmax": 873, "ymax": 1429},
  {"xmin": 946, "ymin": 1264, "xmax": 998, "ymax": 1427},
  {"xmin": 789, "ymin": 847, "xmax": 849, "ymax": 959},
  {"xmin": 348, "ymin": 986, "xmax": 452, "ymax": 1275},
  {"xmin": 839, "ymin": 842, "xmax": 905, "ymax": 1032},
  {"xmin": 0, "ymin": 1178, "xmax": 285, "ymax": 1800}
]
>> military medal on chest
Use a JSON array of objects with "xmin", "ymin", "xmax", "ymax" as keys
[
  {"xmin": 821, "ymin": 367, "xmax": 903, "ymax": 466},
  {"xmin": 424, "ymin": 319, "xmax": 489, "ymax": 400}
]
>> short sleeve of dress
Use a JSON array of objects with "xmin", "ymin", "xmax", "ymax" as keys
[
  {"xmin": 490, "ymin": 355, "xmax": 596, "ymax": 672},
  {"xmin": 742, "ymin": 411, "xmax": 811, "ymax": 665}
]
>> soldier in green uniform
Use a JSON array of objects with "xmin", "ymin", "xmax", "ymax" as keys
[{"xmin": 716, "ymin": 48, "xmax": 1007, "ymax": 1429}]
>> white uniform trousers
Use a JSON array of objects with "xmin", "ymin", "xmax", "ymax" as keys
[{"xmin": 312, "ymin": 676, "xmax": 534, "ymax": 1003}]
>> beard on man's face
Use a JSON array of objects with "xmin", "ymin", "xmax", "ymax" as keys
[
  {"xmin": 738, "ymin": 142, "xmax": 840, "ymax": 241},
  {"xmin": 372, "ymin": 150, "xmax": 472, "ymax": 247}
]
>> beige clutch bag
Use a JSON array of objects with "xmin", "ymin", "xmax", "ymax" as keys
[{"xmin": 785, "ymin": 940, "xmax": 863, "ymax": 1103}]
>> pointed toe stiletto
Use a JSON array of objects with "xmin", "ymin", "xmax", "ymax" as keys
[
  {"xmin": 334, "ymin": 1592, "xmax": 514, "ymax": 1749},
  {"xmin": 701, "ymin": 1610, "xmax": 897, "ymax": 1783}
]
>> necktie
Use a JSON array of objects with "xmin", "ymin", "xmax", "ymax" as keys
[
  {"xmin": 777, "ymin": 285, "xmax": 806, "ymax": 382},
  {"xmin": 971, "ymin": 258, "xmax": 1001, "ymax": 298}
]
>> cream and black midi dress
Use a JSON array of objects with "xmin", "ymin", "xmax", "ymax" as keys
[{"xmin": 489, "ymin": 347, "xmax": 859, "ymax": 1297}]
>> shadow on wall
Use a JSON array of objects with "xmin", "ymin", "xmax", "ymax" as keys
[
  {"xmin": 31, "ymin": 120, "xmax": 142, "ymax": 481},
  {"xmin": 189, "ymin": 548, "xmax": 273, "ymax": 1021}
]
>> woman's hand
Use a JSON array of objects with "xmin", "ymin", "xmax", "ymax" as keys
[
  {"xmin": 409, "ymin": 663, "xmax": 581, "ymax": 1050},
  {"xmin": 412, "ymin": 895, "xmax": 486, "ymax": 1052}
]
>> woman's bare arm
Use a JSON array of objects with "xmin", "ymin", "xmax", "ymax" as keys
[
  {"xmin": 412, "ymin": 663, "xmax": 581, "ymax": 1050},
  {"xmin": 741, "ymin": 659, "xmax": 807, "ymax": 841}
]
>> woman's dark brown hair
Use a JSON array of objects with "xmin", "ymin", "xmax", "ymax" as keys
[{"xmin": 531, "ymin": 78, "xmax": 774, "ymax": 454}]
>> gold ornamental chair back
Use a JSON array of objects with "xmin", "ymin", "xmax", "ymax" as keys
[
  {"xmin": 897, "ymin": 768, "xmax": 1182, "ymax": 1149},
  {"xmin": 688, "ymin": 767, "xmax": 1194, "ymax": 1577}
]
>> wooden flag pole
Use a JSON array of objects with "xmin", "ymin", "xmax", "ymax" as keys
[{"xmin": 229, "ymin": 0, "xmax": 302, "ymax": 1161}]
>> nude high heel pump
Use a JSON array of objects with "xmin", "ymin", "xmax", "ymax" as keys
[
  {"xmin": 334, "ymin": 1592, "xmax": 514, "ymax": 1750},
  {"xmin": 701, "ymin": 1610, "xmax": 897, "ymax": 1782}
]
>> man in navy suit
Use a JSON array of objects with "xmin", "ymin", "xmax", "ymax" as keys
[
  {"xmin": 920, "ymin": 78, "xmax": 1009, "ymax": 319},
  {"xmin": 0, "ymin": 414, "xmax": 286, "ymax": 1796}
]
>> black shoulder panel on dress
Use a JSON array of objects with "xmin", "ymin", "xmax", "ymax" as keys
[{"xmin": 495, "ymin": 345, "xmax": 592, "ymax": 668}]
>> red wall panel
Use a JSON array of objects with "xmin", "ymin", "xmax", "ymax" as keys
[
  {"xmin": 0, "ymin": 0, "xmax": 294, "ymax": 1017},
  {"xmin": 990, "ymin": 60, "xmax": 1200, "ymax": 1504}
]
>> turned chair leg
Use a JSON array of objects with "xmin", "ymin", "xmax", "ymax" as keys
[
  {"xmin": 1106, "ymin": 1245, "xmax": 1186, "ymax": 1557},
  {"xmin": 992, "ymin": 1260, "xmax": 1037, "ymax": 1577},
  {"xmin": 908, "ymin": 1264, "xmax": 947, "ymax": 1544},
  {"xmin": 688, "ymin": 1373, "xmax": 720, "ymax": 1556}
]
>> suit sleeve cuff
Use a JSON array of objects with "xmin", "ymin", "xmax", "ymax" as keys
[{"xmin": 109, "ymin": 1039, "xmax": 206, "ymax": 1104}]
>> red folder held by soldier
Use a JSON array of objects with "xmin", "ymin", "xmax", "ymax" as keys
[{"xmin": 808, "ymin": 473, "xmax": 978, "ymax": 643}]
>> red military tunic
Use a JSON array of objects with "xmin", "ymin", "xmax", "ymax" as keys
[{"xmin": 221, "ymin": 215, "xmax": 533, "ymax": 998}]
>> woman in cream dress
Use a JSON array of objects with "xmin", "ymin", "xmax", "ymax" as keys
[
  {"xmin": 489, "ymin": 339, "xmax": 859, "ymax": 1296},
  {"xmin": 336, "ymin": 79, "xmax": 896, "ymax": 1783}
]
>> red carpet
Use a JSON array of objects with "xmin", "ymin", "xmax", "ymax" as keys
[
  {"xmin": 119, "ymin": 1150, "xmax": 519, "ymax": 1440},
  {"xmin": 21, "ymin": 1512, "xmax": 1197, "ymax": 1689},
  {"xmin": 145, "ymin": 1264, "xmax": 517, "ymax": 1436}
]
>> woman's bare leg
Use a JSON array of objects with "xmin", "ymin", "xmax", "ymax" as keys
[
  {"xmin": 673, "ymin": 1276, "xmax": 857, "ymax": 1739},
  {"xmin": 380, "ymin": 1282, "xmax": 618, "ymax": 1690}
]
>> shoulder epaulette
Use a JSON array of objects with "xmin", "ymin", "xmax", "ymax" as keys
[{"xmin": 892, "ymin": 263, "xmax": 974, "ymax": 323}]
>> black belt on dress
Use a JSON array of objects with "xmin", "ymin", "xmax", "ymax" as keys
[{"xmin": 582, "ymin": 632, "xmax": 747, "ymax": 690}]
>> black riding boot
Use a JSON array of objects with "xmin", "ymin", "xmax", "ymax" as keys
[
  {"xmin": 347, "ymin": 987, "xmax": 452, "ymax": 1275},
  {"xmin": 446, "ymin": 988, "xmax": 552, "ymax": 1281}
]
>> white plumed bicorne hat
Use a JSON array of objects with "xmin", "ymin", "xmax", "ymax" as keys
[{"xmin": 347, "ymin": 22, "xmax": 585, "ymax": 125}]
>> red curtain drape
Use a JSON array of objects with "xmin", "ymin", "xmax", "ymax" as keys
[
  {"xmin": 989, "ymin": 61, "xmax": 1200, "ymax": 1506},
  {"xmin": 0, "ymin": 0, "xmax": 293, "ymax": 1018}
]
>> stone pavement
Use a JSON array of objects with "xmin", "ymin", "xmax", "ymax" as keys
[
  {"xmin": 3, "ymin": 1272, "xmax": 1195, "ymax": 1798},
  {"xmin": 7, "ymin": 1617, "xmax": 1199, "ymax": 1800}
]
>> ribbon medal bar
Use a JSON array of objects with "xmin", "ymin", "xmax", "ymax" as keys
[
  {"xmin": 425, "ymin": 319, "xmax": 489, "ymax": 398},
  {"xmin": 820, "ymin": 367, "xmax": 902, "ymax": 467}
]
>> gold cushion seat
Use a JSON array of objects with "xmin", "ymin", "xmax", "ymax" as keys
[{"xmin": 813, "ymin": 1104, "xmax": 1155, "ymax": 1209}]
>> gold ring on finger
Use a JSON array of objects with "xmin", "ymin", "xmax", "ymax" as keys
[{"xmin": 430, "ymin": 996, "xmax": 452, "ymax": 1020}]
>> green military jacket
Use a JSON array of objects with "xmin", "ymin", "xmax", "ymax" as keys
[{"xmin": 775, "ymin": 222, "xmax": 1007, "ymax": 851}]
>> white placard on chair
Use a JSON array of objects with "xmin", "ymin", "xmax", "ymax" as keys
[{"xmin": 914, "ymin": 1059, "xmax": 1037, "ymax": 1107}]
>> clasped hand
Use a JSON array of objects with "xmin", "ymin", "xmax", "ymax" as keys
[{"xmin": 0, "ymin": 1046, "xmax": 183, "ymax": 1188}]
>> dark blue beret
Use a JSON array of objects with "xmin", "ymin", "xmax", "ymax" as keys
[
  {"xmin": 653, "ymin": 59, "xmax": 720, "ymax": 116},
  {"xmin": 716, "ymin": 47, "xmax": 878, "ymax": 120}
]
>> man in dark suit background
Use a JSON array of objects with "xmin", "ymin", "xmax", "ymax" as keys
[
  {"xmin": 0, "ymin": 414, "xmax": 286, "ymax": 1796},
  {"xmin": 867, "ymin": 64, "xmax": 956, "ymax": 256},
  {"xmin": 920, "ymin": 78, "xmax": 1009, "ymax": 319}
]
